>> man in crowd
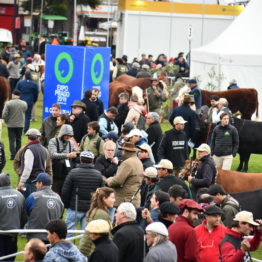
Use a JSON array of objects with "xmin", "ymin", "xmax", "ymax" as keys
[
  {"xmin": 126, "ymin": 62, "xmax": 140, "ymax": 77},
  {"xmin": 81, "ymin": 90, "xmax": 98, "ymax": 121},
  {"xmin": 62, "ymin": 151, "xmax": 104, "ymax": 234},
  {"xmin": 79, "ymin": 121, "xmax": 104, "ymax": 158},
  {"xmin": 70, "ymin": 100, "xmax": 90, "ymax": 143},
  {"xmin": 137, "ymin": 143, "xmax": 154, "ymax": 169},
  {"xmin": 40, "ymin": 103, "xmax": 61, "ymax": 147},
  {"xmin": 25, "ymin": 173, "xmax": 64, "ymax": 243},
  {"xmin": 114, "ymin": 92, "xmax": 130, "ymax": 133},
  {"xmin": 0, "ymin": 173, "xmax": 26, "ymax": 261},
  {"xmin": 94, "ymin": 141, "xmax": 119, "ymax": 178},
  {"xmin": 147, "ymin": 77, "xmax": 164, "ymax": 114},
  {"xmin": 91, "ymin": 88, "xmax": 104, "ymax": 117},
  {"xmin": 112, "ymin": 202, "xmax": 144, "ymax": 262},
  {"xmin": 220, "ymin": 211, "xmax": 262, "ymax": 262},
  {"xmin": 17, "ymin": 128, "xmax": 51, "ymax": 199},
  {"xmin": 106, "ymin": 142, "xmax": 143, "ymax": 207},
  {"xmin": 23, "ymin": 239, "xmax": 47, "ymax": 262},
  {"xmin": 168, "ymin": 199, "xmax": 203, "ymax": 262},
  {"xmin": 15, "ymin": 71, "xmax": 39, "ymax": 132},
  {"xmin": 188, "ymin": 143, "xmax": 216, "ymax": 197},
  {"xmin": 211, "ymin": 112, "xmax": 239, "ymax": 170},
  {"xmin": 188, "ymin": 79, "xmax": 202, "ymax": 111},
  {"xmin": 2, "ymin": 89, "xmax": 27, "ymax": 160},
  {"xmin": 169, "ymin": 94, "xmax": 197, "ymax": 144},
  {"xmin": 154, "ymin": 159, "xmax": 190, "ymax": 197},
  {"xmin": 212, "ymin": 98, "xmax": 232, "ymax": 124},
  {"xmin": 146, "ymin": 112, "xmax": 163, "ymax": 163},
  {"xmin": 44, "ymin": 219, "xmax": 87, "ymax": 262},
  {"xmin": 158, "ymin": 116, "xmax": 188, "ymax": 175},
  {"xmin": 99, "ymin": 107, "xmax": 118, "ymax": 136},
  {"xmin": 136, "ymin": 64, "xmax": 151, "ymax": 78},
  {"xmin": 207, "ymin": 184, "xmax": 240, "ymax": 226},
  {"xmin": 168, "ymin": 184, "xmax": 188, "ymax": 206},
  {"xmin": 195, "ymin": 205, "xmax": 226, "ymax": 262}
]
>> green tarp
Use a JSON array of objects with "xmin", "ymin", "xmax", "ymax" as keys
[{"xmin": 42, "ymin": 15, "xmax": 68, "ymax": 21}]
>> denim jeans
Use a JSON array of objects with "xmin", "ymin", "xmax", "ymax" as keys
[
  {"xmin": 22, "ymin": 183, "xmax": 36, "ymax": 200},
  {"xmin": 66, "ymin": 208, "xmax": 87, "ymax": 238},
  {"xmin": 24, "ymin": 102, "xmax": 34, "ymax": 133},
  {"xmin": 8, "ymin": 127, "xmax": 23, "ymax": 159}
]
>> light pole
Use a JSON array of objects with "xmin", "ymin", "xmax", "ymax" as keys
[
  {"xmin": 30, "ymin": 0, "xmax": 34, "ymax": 36},
  {"xmin": 38, "ymin": 0, "xmax": 44, "ymax": 53},
  {"xmin": 73, "ymin": 0, "xmax": 77, "ymax": 45}
]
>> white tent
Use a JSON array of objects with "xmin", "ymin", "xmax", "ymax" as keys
[{"xmin": 190, "ymin": 0, "xmax": 262, "ymax": 118}]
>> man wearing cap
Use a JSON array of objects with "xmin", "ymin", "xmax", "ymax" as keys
[
  {"xmin": 158, "ymin": 117, "xmax": 189, "ymax": 174},
  {"xmin": 40, "ymin": 103, "xmax": 61, "ymax": 147},
  {"xmin": 188, "ymin": 143, "xmax": 216, "ymax": 197},
  {"xmin": 220, "ymin": 211, "xmax": 262, "ymax": 262},
  {"xmin": 169, "ymin": 95, "xmax": 197, "ymax": 144},
  {"xmin": 212, "ymin": 98, "xmax": 232, "ymax": 124},
  {"xmin": 188, "ymin": 79, "xmax": 202, "ymax": 111},
  {"xmin": 17, "ymin": 128, "xmax": 52, "ymax": 198},
  {"xmin": 126, "ymin": 62, "xmax": 140, "ymax": 77},
  {"xmin": 7, "ymin": 53, "xmax": 21, "ymax": 93},
  {"xmin": 0, "ymin": 173, "xmax": 26, "ymax": 261},
  {"xmin": 146, "ymin": 112, "xmax": 163, "ymax": 163},
  {"xmin": 79, "ymin": 121, "xmax": 104, "ymax": 158},
  {"xmin": 99, "ymin": 107, "xmax": 119, "ymax": 137},
  {"xmin": 154, "ymin": 159, "xmax": 191, "ymax": 197},
  {"xmin": 168, "ymin": 199, "xmax": 203, "ymax": 262},
  {"xmin": 211, "ymin": 112, "xmax": 239, "ymax": 170},
  {"xmin": 2, "ymin": 89, "xmax": 27, "ymax": 160},
  {"xmin": 227, "ymin": 79, "xmax": 239, "ymax": 90},
  {"xmin": 195, "ymin": 205, "xmax": 226, "ymax": 262},
  {"xmin": 137, "ymin": 143, "xmax": 154, "ymax": 169},
  {"xmin": 114, "ymin": 92, "xmax": 130, "ymax": 133},
  {"xmin": 159, "ymin": 201, "xmax": 180, "ymax": 228},
  {"xmin": 25, "ymin": 173, "xmax": 64, "ymax": 243},
  {"xmin": 145, "ymin": 222, "xmax": 177, "ymax": 262},
  {"xmin": 86, "ymin": 219, "xmax": 119, "ymax": 262},
  {"xmin": 207, "ymin": 184, "xmax": 240, "ymax": 227},
  {"xmin": 61, "ymin": 150, "xmax": 104, "ymax": 234},
  {"xmin": 16, "ymin": 71, "xmax": 39, "ymax": 132},
  {"xmin": 106, "ymin": 142, "xmax": 144, "ymax": 207},
  {"xmin": 69, "ymin": 100, "xmax": 90, "ymax": 143},
  {"xmin": 48, "ymin": 124, "xmax": 77, "ymax": 195}
]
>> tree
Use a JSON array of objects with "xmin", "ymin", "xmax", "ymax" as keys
[{"xmin": 22, "ymin": 0, "xmax": 101, "ymax": 36}]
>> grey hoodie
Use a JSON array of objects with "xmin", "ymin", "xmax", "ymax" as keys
[
  {"xmin": 43, "ymin": 241, "xmax": 87, "ymax": 262},
  {"xmin": 48, "ymin": 125, "xmax": 76, "ymax": 160}
]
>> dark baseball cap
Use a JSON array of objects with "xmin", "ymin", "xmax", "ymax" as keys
[
  {"xmin": 32, "ymin": 173, "xmax": 51, "ymax": 185},
  {"xmin": 188, "ymin": 79, "xmax": 197, "ymax": 84},
  {"xmin": 204, "ymin": 205, "xmax": 224, "ymax": 215}
]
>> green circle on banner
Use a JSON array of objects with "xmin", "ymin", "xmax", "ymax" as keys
[
  {"xmin": 91, "ymin": 53, "xmax": 104, "ymax": 85},
  {"xmin": 54, "ymin": 52, "xmax": 74, "ymax": 84}
]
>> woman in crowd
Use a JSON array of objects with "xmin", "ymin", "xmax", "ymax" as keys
[{"xmin": 79, "ymin": 187, "xmax": 115, "ymax": 257}]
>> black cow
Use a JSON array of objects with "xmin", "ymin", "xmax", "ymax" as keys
[
  {"xmin": 232, "ymin": 117, "xmax": 262, "ymax": 172},
  {"xmin": 231, "ymin": 189, "xmax": 262, "ymax": 220}
]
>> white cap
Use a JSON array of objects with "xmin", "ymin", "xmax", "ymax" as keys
[
  {"xmin": 154, "ymin": 159, "xmax": 173, "ymax": 170},
  {"xmin": 173, "ymin": 116, "xmax": 187, "ymax": 125},
  {"xmin": 146, "ymin": 222, "xmax": 168, "ymax": 236},
  {"xmin": 196, "ymin": 143, "xmax": 211, "ymax": 154},
  {"xmin": 126, "ymin": 128, "xmax": 142, "ymax": 138},
  {"xmin": 137, "ymin": 144, "xmax": 152, "ymax": 154},
  {"xmin": 144, "ymin": 167, "xmax": 158, "ymax": 178}
]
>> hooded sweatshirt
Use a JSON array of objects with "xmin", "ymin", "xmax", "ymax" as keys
[{"xmin": 43, "ymin": 241, "xmax": 87, "ymax": 262}]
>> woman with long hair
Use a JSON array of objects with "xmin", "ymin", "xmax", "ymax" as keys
[{"xmin": 79, "ymin": 187, "xmax": 115, "ymax": 257}]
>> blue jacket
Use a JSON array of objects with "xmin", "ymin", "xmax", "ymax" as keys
[
  {"xmin": 16, "ymin": 79, "xmax": 38, "ymax": 105},
  {"xmin": 44, "ymin": 241, "xmax": 87, "ymax": 262},
  {"xmin": 227, "ymin": 84, "xmax": 239, "ymax": 90}
]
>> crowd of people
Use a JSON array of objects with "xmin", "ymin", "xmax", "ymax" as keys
[{"xmin": 0, "ymin": 45, "xmax": 258, "ymax": 262}]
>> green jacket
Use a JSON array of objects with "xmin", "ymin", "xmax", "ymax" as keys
[
  {"xmin": 79, "ymin": 133, "xmax": 104, "ymax": 157},
  {"xmin": 79, "ymin": 208, "xmax": 112, "ymax": 257}
]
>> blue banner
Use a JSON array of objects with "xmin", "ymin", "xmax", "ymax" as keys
[{"xmin": 43, "ymin": 45, "xmax": 110, "ymax": 119}]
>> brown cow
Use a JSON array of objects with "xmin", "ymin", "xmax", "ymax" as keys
[
  {"xmin": 216, "ymin": 168, "xmax": 262, "ymax": 193},
  {"xmin": 0, "ymin": 77, "xmax": 10, "ymax": 118},
  {"xmin": 109, "ymin": 75, "xmax": 151, "ymax": 106},
  {"xmin": 202, "ymin": 88, "xmax": 259, "ymax": 119}
]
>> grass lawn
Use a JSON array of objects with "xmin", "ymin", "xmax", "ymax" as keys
[{"xmin": 1, "ymin": 96, "xmax": 262, "ymax": 261}]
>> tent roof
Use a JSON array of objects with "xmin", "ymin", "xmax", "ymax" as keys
[{"xmin": 192, "ymin": 0, "xmax": 262, "ymax": 60}]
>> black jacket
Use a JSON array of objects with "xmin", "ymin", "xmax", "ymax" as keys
[
  {"xmin": 0, "ymin": 62, "xmax": 9, "ymax": 78},
  {"xmin": 81, "ymin": 98, "xmax": 98, "ymax": 121},
  {"xmin": 92, "ymin": 99, "xmax": 104, "ymax": 117},
  {"xmin": 211, "ymin": 124, "xmax": 239, "ymax": 156},
  {"xmin": 94, "ymin": 155, "xmax": 118, "ymax": 178},
  {"xmin": 169, "ymin": 104, "xmax": 197, "ymax": 142},
  {"xmin": 115, "ymin": 103, "xmax": 129, "ymax": 133},
  {"xmin": 158, "ymin": 128, "xmax": 188, "ymax": 169},
  {"xmin": 89, "ymin": 236, "xmax": 119, "ymax": 262},
  {"xmin": 112, "ymin": 221, "xmax": 144, "ymax": 262},
  {"xmin": 70, "ymin": 112, "xmax": 90, "ymax": 143},
  {"xmin": 146, "ymin": 121, "xmax": 163, "ymax": 163},
  {"xmin": 61, "ymin": 163, "xmax": 104, "ymax": 212},
  {"xmin": 191, "ymin": 155, "xmax": 216, "ymax": 192}
]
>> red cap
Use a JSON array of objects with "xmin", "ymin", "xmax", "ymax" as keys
[{"xmin": 179, "ymin": 199, "xmax": 203, "ymax": 211}]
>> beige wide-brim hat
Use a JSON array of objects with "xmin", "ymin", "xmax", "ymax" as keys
[
  {"xmin": 233, "ymin": 211, "xmax": 259, "ymax": 226},
  {"xmin": 196, "ymin": 143, "xmax": 211, "ymax": 154},
  {"xmin": 120, "ymin": 142, "xmax": 139, "ymax": 152}
]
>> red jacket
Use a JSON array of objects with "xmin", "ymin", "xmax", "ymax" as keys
[
  {"xmin": 168, "ymin": 216, "xmax": 199, "ymax": 262},
  {"xmin": 195, "ymin": 221, "xmax": 227, "ymax": 262},
  {"xmin": 220, "ymin": 228, "xmax": 262, "ymax": 262}
]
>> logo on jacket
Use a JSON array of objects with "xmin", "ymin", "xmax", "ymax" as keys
[
  {"xmin": 6, "ymin": 198, "xmax": 16, "ymax": 209},
  {"xmin": 47, "ymin": 199, "xmax": 56, "ymax": 209}
]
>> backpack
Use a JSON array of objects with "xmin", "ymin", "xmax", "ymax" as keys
[{"xmin": 136, "ymin": 115, "xmax": 146, "ymax": 130}]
